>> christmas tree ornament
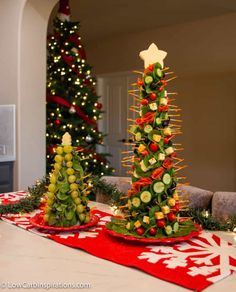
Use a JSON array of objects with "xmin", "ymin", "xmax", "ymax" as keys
[
  {"xmin": 54, "ymin": 119, "xmax": 61, "ymax": 125},
  {"xmin": 69, "ymin": 106, "xmax": 76, "ymax": 114},
  {"xmin": 106, "ymin": 43, "xmax": 200, "ymax": 241},
  {"xmin": 85, "ymin": 135, "xmax": 93, "ymax": 143}
]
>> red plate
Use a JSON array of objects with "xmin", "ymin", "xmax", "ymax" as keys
[
  {"xmin": 106, "ymin": 223, "xmax": 202, "ymax": 244},
  {"xmin": 30, "ymin": 213, "xmax": 100, "ymax": 231}
]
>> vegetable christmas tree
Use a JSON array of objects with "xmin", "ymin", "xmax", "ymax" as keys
[
  {"xmin": 44, "ymin": 132, "xmax": 92, "ymax": 227},
  {"xmin": 107, "ymin": 43, "xmax": 196, "ymax": 238},
  {"xmin": 46, "ymin": 0, "xmax": 113, "ymax": 176}
]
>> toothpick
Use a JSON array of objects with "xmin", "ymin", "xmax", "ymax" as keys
[
  {"xmin": 121, "ymin": 151, "xmax": 134, "ymax": 154},
  {"xmin": 166, "ymin": 76, "xmax": 177, "ymax": 82},
  {"xmin": 171, "ymin": 119, "xmax": 182, "ymax": 122},
  {"xmin": 174, "ymin": 158, "xmax": 185, "ymax": 166},
  {"xmin": 175, "ymin": 148, "xmax": 184, "ymax": 151},
  {"xmin": 175, "ymin": 165, "xmax": 188, "ymax": 172},
  {"xmin": 133, "ymin": 70, "xmax": 143, "ymax": 74},
  {"xmin": 168, "ymin": 104, "xmax": 179, "ymax": 108},
  {"xmin": 169, "ymin": 108, "xmax": 182, "ymax": 112},
  {"xmin": 129, "ymin": 92, "xmax": 140, "ymax": 98},
  {"xmin": 127, "ymin": 118, "xmax": 136, "ymax": 122},
  {"xmin": 120, "ymin": 179, "xmax": 132, "ymax": 184},
  {"xmin": 129, "ymin": 108, "xmax": 139, "ymax": 113},
  {"xmin": 169, "ymin": 123, "xmax": 182, "ymax": 128},
  {"xmin": 165, "ymin": 71, "xmax": 174, "ymax": 75},
  {"xmin": 167, "ymin": 92, "xmax": 178, "ymax": 95},
  {"xmin": 128, "ymin": 89, "xmax": 140, "ymax": 93},
  {"xmin": 162, "ymin": 67, "xmax": 170, "ymax": 71},
  {"xmin": 177, "ymin": 176, "xmax": 187, "ymax": 180},
  {"xmin": 169, "ymin": 114, "xmax": 181, "ymax": 117}
]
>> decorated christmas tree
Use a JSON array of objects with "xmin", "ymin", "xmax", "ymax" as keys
[
  {"xmin": 46, "ymin": 0, "xmax": 113, "ymax": 176},
  {"xmin": 107, "ymin": 43, "xmax": 197, "ymax": 239},
  {"xmin": 44, "ymin": 132, "xmax": 92, "ymax": 227}
]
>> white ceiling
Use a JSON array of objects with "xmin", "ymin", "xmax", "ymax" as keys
[{"xmin": 50, "ymin": 0, "xmax": 236, "ymax": 43}]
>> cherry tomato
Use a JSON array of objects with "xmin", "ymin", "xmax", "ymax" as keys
[
  {"xmin": 167, "ymin": 213, "xmax": 176, "ymax": 222},
  {"xmin": 156, "ymin": 219, "xmax": 166, "ymax": 228},
  {"xmin": 149, "ymin": 143, "xmax": 159, "ymax": 152},
  {"xmin": 141, "ymin": 98, "xmax": 148, "ymax": 106},
  {"xmin": 149, "ymin": 227, "xmax": 157, "ymax": 236},
  {"xmin": 149, "ymin": 93, "xmax": 157, "ymax": 100},
  {"xmin": 136, "ymin": 227, "xmax": 145, "ymax": 236}
]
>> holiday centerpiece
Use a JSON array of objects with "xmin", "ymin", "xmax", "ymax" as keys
[
  {"xmin": 106, "ymin": 43, "xmax": 200, "ymax": 241},
  {"xmin": 30, "ymin": 132, "xmax": 99, "ymax": 230}
]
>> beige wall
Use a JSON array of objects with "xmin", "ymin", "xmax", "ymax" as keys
[
  {"xmin": 0, "ymin": 0, "xmax": 57, "ymax": 190},
  {"xmin": 86, "ymin": 13, "xmax": 236, "ymax": 192}
]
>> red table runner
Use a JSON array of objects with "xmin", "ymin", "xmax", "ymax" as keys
[{"xmin": 1, "ymin": 192, "xmax": 236, "ymax": 291}]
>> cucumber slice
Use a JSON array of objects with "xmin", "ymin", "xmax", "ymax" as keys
[
  {"xmin": 153, "ymin": 181, "xmax": 165, "ymax": 193},
  {"xmin": 140, "ymin": 191, "xmax": 152, "ymax": 203},
  {"xmin": 163, "ymin": 173, "xmax": 172, "ymax": 185},
  {"xmin": 173, "ymin": 222, "xmax": 179, "ymax": 233},
  {"xmin": 135, "ymin": 132, "xmax": 142, "ymax": 141},
  {"xmin": 156, "ymin": 68, "xmax": 163, "ymax": 77},
  {"xmin": 165, "ymin": 225, "xmax": 173, "ymax": 235},
  {"xmin": 132, "ymin": 197, "xmax": 141, "ymax": 208},
  {"xmin": 144, "ymin": 124, "xmax": 153, "ymax": 133},
  {"xmin": 155, "ymin": 117, "xmax": 162, "ymax": 125},
  {"xmin": 57, "ymin": 192, "xmax": 69, "ymax": 201},
  {"xmin": 145, "ymin": 76, "xmax": 153, "ymax": 84}
]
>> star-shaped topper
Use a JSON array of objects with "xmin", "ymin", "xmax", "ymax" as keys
[{"xmin": 139, "ymin": 43, "xmax": 167, "ymax": 69}]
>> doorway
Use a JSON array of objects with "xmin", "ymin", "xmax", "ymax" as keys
[{"xmin": 97, "ymin": 72, "xmax": 137, "ymax": 176}]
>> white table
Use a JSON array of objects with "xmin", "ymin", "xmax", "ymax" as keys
[{"xmin": 0, "ymin": 202, "xmax": 235, "ymax": 292}]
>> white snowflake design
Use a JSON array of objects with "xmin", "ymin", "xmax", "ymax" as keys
[{"xmin": 138, "ymin": 232, "xmax": 236, "ymax": 283}]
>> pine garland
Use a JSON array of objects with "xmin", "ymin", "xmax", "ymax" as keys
[
  {"xmin": 0, "ymin": 178, "xmax": 48, "ymax": 215},
  {"xmin": 1, "ymin": 176, "xmax": 236, "ymax": 232},
  {"xmin": 180, "ymin": 209, "xmax": 236, "ymax": 232}
]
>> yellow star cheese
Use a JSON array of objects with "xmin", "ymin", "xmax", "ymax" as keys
[
  {"xmin": 62, "ymin": 132, "xmax": 72, "ymax": 146},
  {"xmin": 139, "ymin": 43, "xmax": 167, "ymax": 69}
]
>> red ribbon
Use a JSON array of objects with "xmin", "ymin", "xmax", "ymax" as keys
[{"xmin": 47, "ymin": 95, "xmax": 97, "ymax": 126}]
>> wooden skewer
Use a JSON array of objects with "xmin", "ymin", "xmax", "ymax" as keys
[
  {"xmin": 168, "ymin": 104, "xmax": 179, "ymax": 108},
  {"xmin": 133, "ymin": 70, "xmax": 143, "ymax": 74},
  {"xmin": 128, "ymin": 89, "xmax": 139, "ymax": 93},
  {"xmin": 175, "ymin": 148, "xmax": 184, "ymax": 151},
  {"xmin": 175, "ymin": 165, "xmax": 188, "ymax": 172},
  {"xmin": 174, "ymin": 159, "xmax": 185, "ymax": 166},
  {"xmin": 130, "ymin": 105, "xmax": 139, "ymax": 109},
  {"xmin": 129, "ymin": 92, "xmax": 140, "ymax": 98},
  {"xmin": 168, "ymin": 98, "xmax": 176, "ymax": 102},
  {"xmin": 173, "ymin": 157, "xmax": 183, "ymax": 162},
  {"xmin": 120, "ymin": 179, "xmax": 132, "ymax": 183},
  {"xmin": 169, "ymin": 123, "xmax": 182, "ymax": 128},
  {"xmin": 169, "ymin": 108, "xmax": 182, "ymax": 112},
  {"xmin": 162, "ymin": 67, "xmax": 170, "ymax": 71},
  {"xmin": 173, "ymin": 143, "xmax": 182, "ymax": 146},
  {"xmin": 121, "ymin": 151, "xmax": 134, "ymax": 154},
  {"xmin": 165, "ymin": 71, "xmax": 174, "ymax": 75},
  {"xmin": 177, "ymin": 176, "xmax": 187, "ymax": 180},
  {"xmin": 129, "ymin": 108, "xmax": 139, "ymax": 113},
  {"xmin": 179, "ymin": 200, "xmax": 189, "ymax": 203},
  {"xmin": 169, "ymin": 114, "xmax": 181, "ymax": 117},
  {"xmin": 167, "ymin": 92, "xmax": 178, "ymax": 95},
  {"xmin": 166, "ymin": 76, "xmax": 177, "ymax": 82},
  {"xmin": 171, "ymin": 119, "xmax": 182, "ymax": 122}
]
